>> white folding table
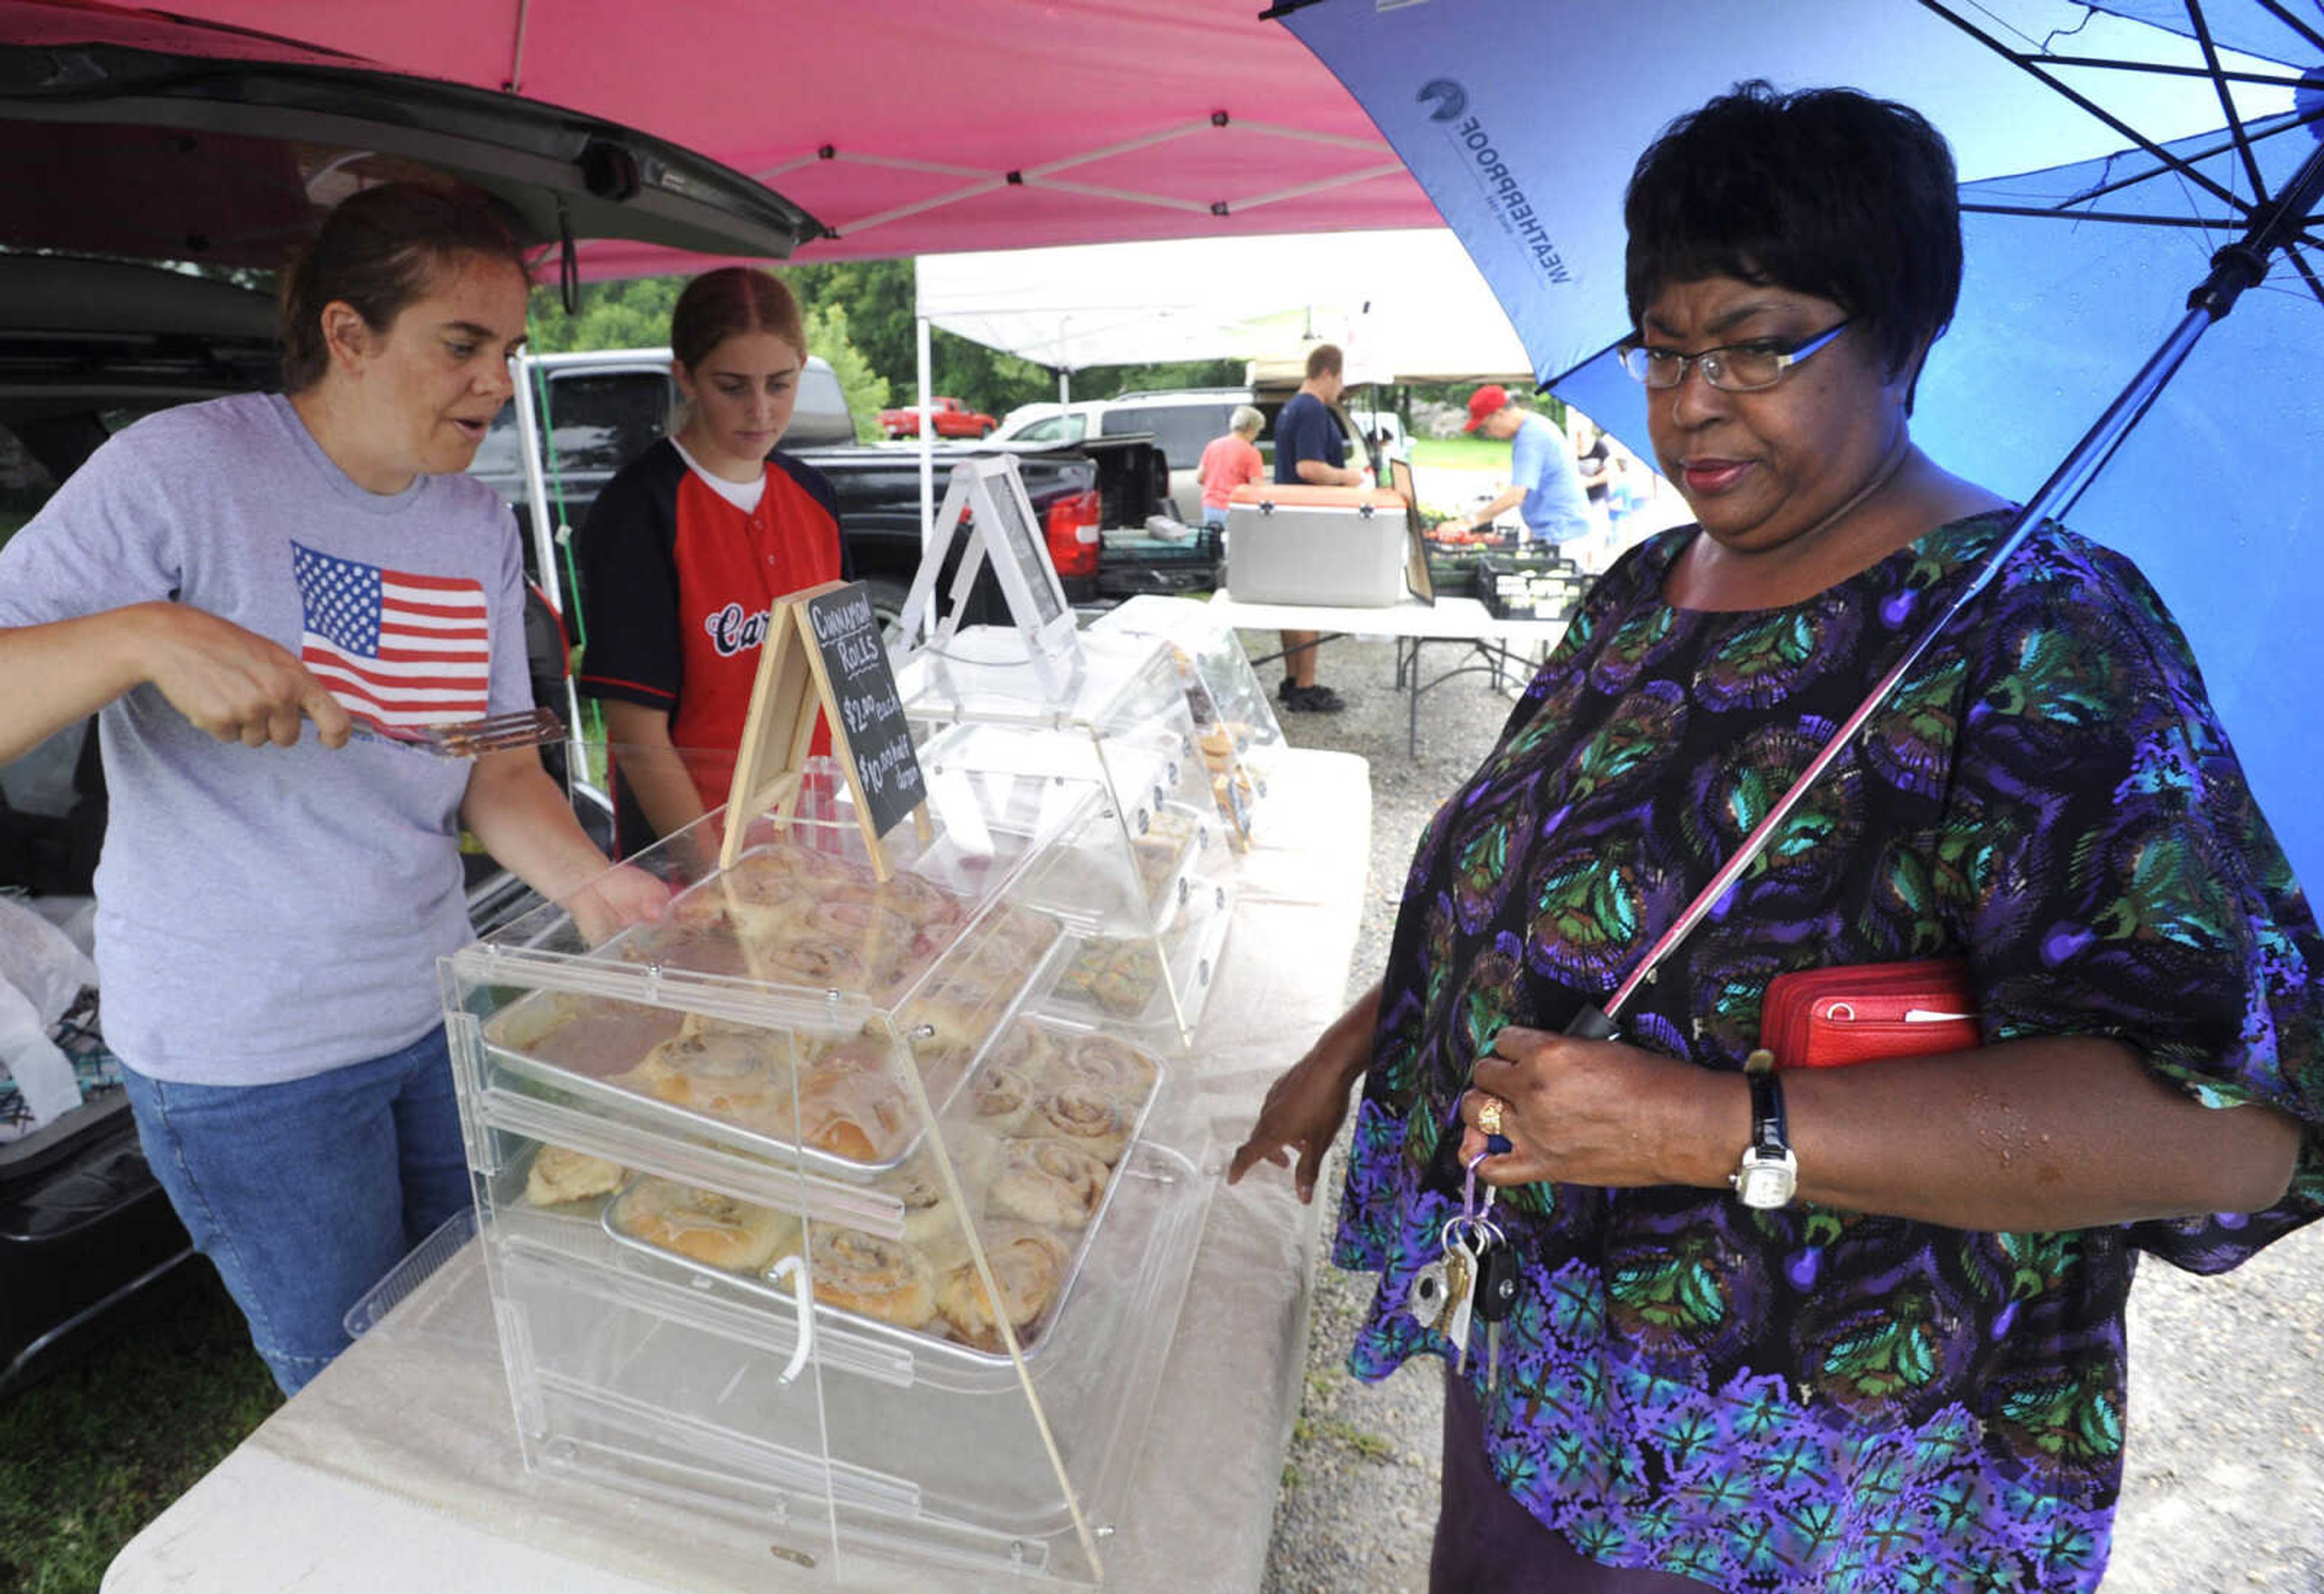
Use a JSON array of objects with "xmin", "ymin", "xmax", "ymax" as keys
[{"xmin": 1204, "ymin": 591, "xmax": 1570, "ymax": 753}]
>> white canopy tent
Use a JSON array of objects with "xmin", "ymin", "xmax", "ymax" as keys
[{"xmin": 913, "ymin": 228, "xmax": 1537, "ymax": 394}]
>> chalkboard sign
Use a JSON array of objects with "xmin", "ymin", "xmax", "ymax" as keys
[
  {"xmin": 803, "ymin": 582, "xmax": 925, "ymax": 840},
  {"xmin": 979, "ymin": 466, "xmax": 1067, "ymax": 628},
  {"xmin": 721, "ymin": 579, "xmax": 930, "ymax": 875}
]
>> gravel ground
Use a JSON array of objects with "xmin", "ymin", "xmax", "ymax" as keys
[{"xmin": 1229, "ymin": 630, "xmax": 2324, "ymax": 1593}]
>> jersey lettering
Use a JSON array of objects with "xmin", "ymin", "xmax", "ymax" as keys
[{"xmin": 703, "ymin": 599, "xmax": 772, "ymax": 657}]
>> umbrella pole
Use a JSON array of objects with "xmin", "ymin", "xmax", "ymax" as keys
[{"xmin": 1585, "ymin": 138, "xmax": 2324, "ymax": 1029}]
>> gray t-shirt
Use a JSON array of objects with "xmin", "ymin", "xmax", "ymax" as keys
[{"xmin": 0, "ymin": 393, "xmax": 528, "ymax": 1084}]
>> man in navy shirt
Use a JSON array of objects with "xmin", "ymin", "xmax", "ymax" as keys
[{"xmin": 1269, "ymin": 344, "xmax": 1367, "ymax": 713}]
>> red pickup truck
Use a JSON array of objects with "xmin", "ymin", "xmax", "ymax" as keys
[{"xmin": 879, "ymin": 395, "xmax": 997, "ymax": 439}]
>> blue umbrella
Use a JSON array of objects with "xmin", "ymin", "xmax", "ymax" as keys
[{"xmin": 1277, "ymin": 0, "xmax": 2324, "ymax": 886}]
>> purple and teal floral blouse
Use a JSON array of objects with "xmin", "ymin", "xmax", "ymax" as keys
[{"xmin": 1336, "ymin": 512, "xmax": 2324, "ymax": 1590}]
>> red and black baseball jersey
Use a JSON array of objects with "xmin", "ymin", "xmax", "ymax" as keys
[{"xmin": 576, "ymin": 439, "xmax": 850, "ymax": 849}]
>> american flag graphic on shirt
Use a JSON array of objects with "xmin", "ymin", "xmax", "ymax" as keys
[{"xmin": 290, "ymin": 542, "xmax": 491, "ymax": 729}]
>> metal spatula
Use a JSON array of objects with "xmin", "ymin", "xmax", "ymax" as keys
[{"xmin": 364, "ymin": 706, "xmax": 565, "ymax": 758}]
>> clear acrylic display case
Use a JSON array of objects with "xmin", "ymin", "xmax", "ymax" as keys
[
  {"xmin": 441, "ymin": 767, "xmax": 1214, "ymax": 1584},
  {"xmin": 894, "ymin": 626, "xmax": 1237, "ymax": 1045},
  {"xmin": 1088, "ymin": 595, "xmax": 1285, "ymax": 849}
]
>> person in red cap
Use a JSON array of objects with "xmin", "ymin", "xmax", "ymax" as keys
[{"xmin": 1440, "ymin": 384, "xmax": 1594, "ymax": 552}]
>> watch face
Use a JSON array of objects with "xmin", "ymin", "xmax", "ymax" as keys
[{"xmin": 1736, "ymin": 1154, "xmax": 1797, "ymax": 1210}]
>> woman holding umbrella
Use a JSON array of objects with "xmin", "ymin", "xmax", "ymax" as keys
[{"xmin": 1232, "ymin": 82, "xmax": 2322, "ymax": 1592}]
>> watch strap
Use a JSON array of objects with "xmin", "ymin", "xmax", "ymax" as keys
[{"xmin": 1745, "ymin": 1069, "xmax": 1789, "ymax": 1159}]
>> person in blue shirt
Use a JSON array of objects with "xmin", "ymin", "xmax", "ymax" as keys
[
  {"xmin": 1269, "ymin": 343, "xmax": 1368, "ymax": 714},
  {"xmin": 1442, "ymin": 385, "xmax": 1595, "ymax": 554}
]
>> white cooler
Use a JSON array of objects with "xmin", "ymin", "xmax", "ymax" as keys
[{"xmin": 1224, "ymin": 483, "xmax": 1410, "ymax": 607}]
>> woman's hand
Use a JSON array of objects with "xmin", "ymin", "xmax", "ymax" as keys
[
  {"xmin": 1228, "ymin": 984, "xmax": 1382, "ymax": 1202},
  {"xmin": 139, "ymin": 602, "xmax": 353, "ymax": 749},
  {"xmin": 562, "ymin": 863, "xmax": 669, "ymax": 946},
  {"xmin": 1457, "ymin": 1024, "xmax": 1742, "ymax": 1190}
]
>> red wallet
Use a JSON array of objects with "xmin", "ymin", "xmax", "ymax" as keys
[{"xmin": 1759, "ymin": 958, "xmax": 1980, "ymax": 1069}]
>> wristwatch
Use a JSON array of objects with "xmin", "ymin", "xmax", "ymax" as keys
[{"xmin": 1732, "ymin": 1049, "xmax": 1798, "ymax": 1209}]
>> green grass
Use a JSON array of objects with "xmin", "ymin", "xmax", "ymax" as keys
[
  {"xmin": 1409, "ymin": 435, "xmax": 1513, "ymax": 471},
  {"xmin": 1, "ymin": 1266, "xmax": 280, "ymax": 1593}
]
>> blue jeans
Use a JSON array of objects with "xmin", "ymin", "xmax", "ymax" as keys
[
  {"xmin": 119, "ymin": 1026, "xmax": 471, "ymax": 1395},
  {"xmin": 1203, "ymin": 505, "xmax": 1229, "ymax": 529}
]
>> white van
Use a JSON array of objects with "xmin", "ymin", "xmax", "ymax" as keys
[{"xmin": 993, "ymin": 388, "xmax": 1373, "ymax": 521}]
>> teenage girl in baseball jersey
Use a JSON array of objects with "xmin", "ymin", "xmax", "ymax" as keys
[{"xmin": 577, "ymin": 268, "xmax": 850, "ymax": 852}]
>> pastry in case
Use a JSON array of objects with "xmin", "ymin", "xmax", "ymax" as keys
[
  {"xmin": 592, "ymin": 1021, "xmax": 1170, "ymax": 1361},
  {"xmin": 1052, "ymin": 935, "xmax": 1165, "ymax": 1019},
  {"xmin": 523, "ymin": 1143, "xmax": 627, "ymax": 1209},
  {"xmin": 931, "ymin": 1221, "xmax": 1070, "ymax": 1353},
  {"xmin": 609, "ymin": 1177, "xmax": 801, "ymax": 1271}
]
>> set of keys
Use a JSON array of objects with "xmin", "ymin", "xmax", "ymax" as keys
[{"xmin": 1405, "ymin": 1151, "xmax": 1522, "ymax": 1388}]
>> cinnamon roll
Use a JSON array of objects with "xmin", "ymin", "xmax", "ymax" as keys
[
  {"xmin": 727, "ymin": 840, "xmax": 868, "ymax": 896},
  {"xmin": 796, "ymin": 1040, "xmax": 914, "ymax": 1164},
  {"xmin": 966, "ymin": 1055, "xmax": 1042, "ymax": 1138},
  {"xmin": 754, "ymin": 932, "xmax": 878, "ymax": 993},
  {"xmin": 612, "ymin": 1178, "xmax": 800, "ymax": 1273},
  {"xmin": 624, "ymin": 1030, "xmax": 793, "ymax": 1128},
  {"xmin": 873, "ymin": 1127, "xmax": 997, "ymax": 1248},
  {"xmin": 1026, "ymin": 1083, "xmax": 1134, "ymax": 1166},
  {"xmin": 866, "ymin": 870, "xmax": 966, "ymax": 930},
  {"xmin": 988, "ymin": 1136, "xmax": 1109, "ymax": 1230},
  {"xmin": 801, "ymin": 1222, "xmax": 937, "ymax": 1328},
  {"xmin": 934, "ymin": 1222, "xmax": 1071, "ymax": 1353},
  {"xmin": 986, "ymin": 1018, "xmax": 1057, "ymax": 1078},
  {"xmin": 1048, "ymin": 1032, "xmax": 1160, "ymax": 1110}
]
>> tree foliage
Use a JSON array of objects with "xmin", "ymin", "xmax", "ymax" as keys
[
  {"xmin": 798, "ymin": 302, "xmax": 891, "ymax": 441},
  {"xmin": 523, "ymin": 260, "xmax": 1254, "ymax": 430}
]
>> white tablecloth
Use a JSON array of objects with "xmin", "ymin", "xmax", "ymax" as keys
[
  {"xmin": 1205, "ymin": 590, "xmax": 1566, "ymax": 649},
  {"xmin": 104, "ymin": 747, "xmax": 1373, "ymax": 1594}
]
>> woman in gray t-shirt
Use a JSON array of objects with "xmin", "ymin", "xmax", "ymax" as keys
[{"xmin": 0, "ymin": 183, "xmax": 663, "ymax": 1395}]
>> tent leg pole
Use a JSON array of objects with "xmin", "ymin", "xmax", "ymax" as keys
[{"xmin": 916, "ymin": 314, "xmax": 936, "ymax": 642}]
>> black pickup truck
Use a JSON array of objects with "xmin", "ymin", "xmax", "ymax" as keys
[{"xmin": 470, "ymin": 350, "xmax": 1202, "ymax": 630}]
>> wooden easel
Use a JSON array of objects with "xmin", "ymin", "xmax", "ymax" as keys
[{"xmin": 720, "ymin": 580, "xmax": 931, "ymax": 878}]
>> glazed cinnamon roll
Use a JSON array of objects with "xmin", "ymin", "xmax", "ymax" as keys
[
  {"xmin": 934, "ymin": 1222, "xmax": 1071, "ymax": 1353},
  {"xmin": 611, "ymin": 1177, "xmax": 800, "ymax": 1273},
  {"xmin": 624, "ymin": 1030, "xmax": 794, "ymax": 1128},
  {"xmin": 755, "ymin": 932, "xmax": 878, "ymax": 993},
  {"xmin": 988, "ymin": 1136, "xmax": 1109, "ymax": 1229},
  {"xmin": 1026, "ymin": 1083, "xmax": 1134, "ymax": 1166},
  {"xmin": 1048, "ymin": 1032, "xmax": 1160, "ymax": 1109},
  {"xmin": 801, "ymin": 1222, "xmax": 937, "ymax": 1328},
  {"xmin": 726, "ymin": 840, "xmax": 868, "ymax": 896},
  {"xmin": 866, "ymin": 870, "xmax": 965, "ymax": 930},
  {"xmin": 796, "ymin": 1039, "xmax": 914, "ymax": 1163}
]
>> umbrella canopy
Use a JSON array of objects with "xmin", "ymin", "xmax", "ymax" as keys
[
  {"xmin": 72, "ymin": 0, "xmax": 1446, "ymax": 274},
  {"xmin": 1281, "ymin": 0, "xmax": 2324, "ymax": 886}
]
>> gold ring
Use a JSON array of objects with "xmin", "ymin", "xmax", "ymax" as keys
[{"xmin": 1476, "ymin": 1095, "xmax": 1505, "ymax": 1137}]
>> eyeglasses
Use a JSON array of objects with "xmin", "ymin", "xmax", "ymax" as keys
[{"xmin": 1617, "ymin": 320, "xmax": 1851, "ymax": 392}]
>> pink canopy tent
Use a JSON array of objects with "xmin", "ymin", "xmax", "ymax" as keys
[{"xmin": 103, "ymin": 0, "xmax": 1443, "ymax": 272}]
